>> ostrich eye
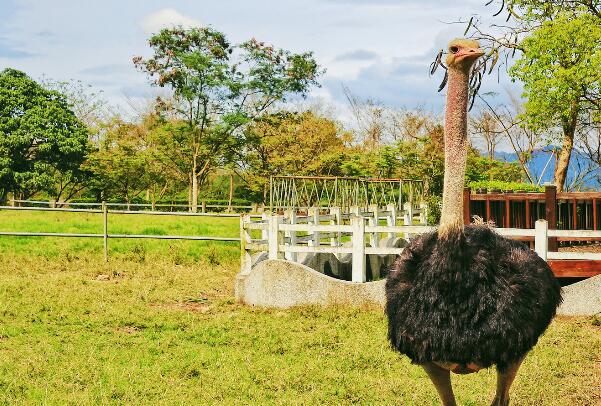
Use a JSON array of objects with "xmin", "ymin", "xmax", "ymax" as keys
[{"xmin": 450, "ymin": 46, "xmax": 459, "ymax": 54}]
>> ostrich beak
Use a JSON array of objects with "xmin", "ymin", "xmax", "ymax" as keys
[{"xmin": 456, "ymin": 47, "xmax": 485, "ymax": 60}]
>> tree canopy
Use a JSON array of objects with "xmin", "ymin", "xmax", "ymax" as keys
[
  {"xmin": 133, "ymin": 26, "xmax": 322, "ymax": 211},
  {"xmin": 0, "ymin": 68, "xmax": 90, "ymax": 203},
  {"xmin": 467, "ymin": 0, "xmax": 601, "ymax": 190}
]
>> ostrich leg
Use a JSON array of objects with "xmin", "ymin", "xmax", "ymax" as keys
[
  {"xmin": 490, "ymin": 357, "xmax": 525, "ymax": 406},
  {"xmin": 422, "ymin": 362, "xmax": 457, "ymax": 406}
]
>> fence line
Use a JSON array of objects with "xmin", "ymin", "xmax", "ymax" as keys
[
  {"xmin": 9, "ymin": 199, "xmax": 261, "ymax": 213},
  {"xmin": 0, "ymin": 202, "xmax": 242, "ymax": 261},
  {"xmin": 242, "ymin": 213, "xmax": 601, "ymax": 282}
]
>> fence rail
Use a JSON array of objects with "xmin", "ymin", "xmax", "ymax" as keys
[
  {"xmin": 242, "ymin": 213, "xmax": 601, "ymax": 281},
  {"xmin": 0, "ymin": 202, "xmax": 241, "ymax": 261},
  {"xmin": 9, "ymin": 199, "xmax": 261, "ymax": 213}
]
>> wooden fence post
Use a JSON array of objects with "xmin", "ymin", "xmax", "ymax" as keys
[
  {"xmin": 201, "ymin": 200, "xmax": 206, "ymax": 213},
  {"xmin": 535, "ymin": 219, "xmax": 548, "ymax": 260},
  {"xmin": 545, "ymin": 185, "xmax": 557, "ymax": 251},
  {"xmin": 102, "ymin": 201, "xmax": 108, "ymax": 262},
  {"xmin": 268, "ymin": 214, "xmax": 281, "ymax": 260},
  {"xmin": 463, "ymin": 187, "xmax": 471, "ymax": 225},
  {"xmin": 351, "ymin": 215, "xmax": 366, "ymax": 283}
]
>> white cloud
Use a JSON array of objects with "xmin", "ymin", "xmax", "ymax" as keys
[{"xmin": 140, "ymin": 8, "xmax": 201, "ymax": 35}]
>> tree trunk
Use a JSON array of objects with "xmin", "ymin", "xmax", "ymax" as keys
[
  {"xmin": 263, "ymin": 182, "xmax": 268, "ymax": 206},
  {"xmin": 554, "ymin": 101, "xmax": 579, "ymax": 191},
  {"xmin": 188, "ymin": 174, "xmax": 192, "ymax": 212},
  {"xmin": 228, "ymin": 173, "xmax": 234, "ymax": 212},
  {"xmin": 554, "ymin": 138, "xmax": 573, "ymax": 191},
  {"xmin": 191, "ymin": 171, "xmax": 198, "ymax": 213}
]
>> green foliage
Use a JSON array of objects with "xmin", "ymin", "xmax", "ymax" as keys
[
  {"xmin": 506, "ymin": 0, "xmax": 600, "ymax": 24},
  {"xmin": 425, "ymin": 194, "xmax": 442, "ymax": 225},
  {"xmin": 133, "ymin": 27, "xmax": 322, "ymax": 209},
  {"xmin": 467, "ymin": 180, "xmax": 544, "ymax": 192},
  {"xmin": 510, "ymin": 13, "xmax": 601, "ymax": 132},
  {"xmin": 243, "ymin": 111, "xmax": 349, "ymax": 201},
  {"xmin": 0, "ymin": 69, "xmax": 90, "ymax": 203},
  {"xmin": 465, "ymin": 155, "xmax": 522, "ymax": 183}
]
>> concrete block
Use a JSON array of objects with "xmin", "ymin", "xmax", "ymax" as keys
[
  {"xmin": 557, "ymin": 274, "xmax": 601, "ymax": 316},
  {"xmin": 235, "ymin": 259, "xmax": 385, "ymax": 308}
]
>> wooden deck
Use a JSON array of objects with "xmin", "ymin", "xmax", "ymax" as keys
[{"xmin": 549, "ymin": 260, "xmax": 601, "ymax": 278}]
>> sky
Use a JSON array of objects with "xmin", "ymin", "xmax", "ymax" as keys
[{"xmin": 0, "ymin": 0, "xmax": 521, "ymax": 123}]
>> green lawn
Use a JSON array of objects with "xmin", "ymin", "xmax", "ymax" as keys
[{"xmin": 0, "ymin": 210, "xmax": 599, "ymax": 404}]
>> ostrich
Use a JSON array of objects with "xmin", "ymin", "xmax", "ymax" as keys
[{"xmin": 385, "ymin": 39, "xmax": 562, "ymax": 406}]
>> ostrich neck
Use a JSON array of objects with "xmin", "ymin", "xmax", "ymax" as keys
[{"xmin": 439, "ymin": 66, "xmax": 470, "ymax": 237}]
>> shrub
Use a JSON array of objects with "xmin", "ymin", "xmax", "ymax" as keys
[{"xmin": 467, "ymin": 180, "xmax": 544, "ymax": 192}]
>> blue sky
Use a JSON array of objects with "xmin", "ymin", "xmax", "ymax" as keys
[{"xmin": 0, "ymin": 0, "xmax": 521, "ymax": 119}]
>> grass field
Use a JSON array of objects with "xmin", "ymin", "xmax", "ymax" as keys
[
  {"xmin": 0, "ymin": 210, "xmax": 600, "ymax": 404},
  {"xmin": 0, "ymin": 209, "xmax": 240, "ymax": 263}
]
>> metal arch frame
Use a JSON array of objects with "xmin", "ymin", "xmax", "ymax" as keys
[{"xmin": 269, "ymin": 175, "xmax": 424, "ymax": 212}]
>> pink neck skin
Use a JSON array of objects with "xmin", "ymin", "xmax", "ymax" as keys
[{"xmin": 438, "ymin": 66, "xmax": 470, "ymax": 237}]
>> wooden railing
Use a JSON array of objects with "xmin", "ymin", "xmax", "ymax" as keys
[{"xmin": 242, "ymin": 212, "xmax": 601, "ymax": 281}]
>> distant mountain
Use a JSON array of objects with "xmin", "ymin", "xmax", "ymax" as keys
[{"xmin": 485, "ymin": 148, "xmax": 600, "ymax": 190}]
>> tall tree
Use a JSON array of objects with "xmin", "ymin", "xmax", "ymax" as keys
[
  {"xmin": 467, "ymin": 1, "xmax": 601, "ymax": 190},
  {"xmin": 470, "ymin": 110, "xmax": 502, "ymax": 160},
  {"xmin": 510, "ymin": 13, "xmax": 601, "ymax": 190},
  {"xmin": 134, "ymin": 26, "xmax": 321, "ymax": 211},
  {"xmin": 0, "ymin": 69, "xmax": 90, "ymax": 203},
  {"xmin": 85, "ymin": 116, "xmax": 175, "ymax": 207},
  {"xmin": 242, "ymin": 111, "xmax": 349, "ymax": 202}
]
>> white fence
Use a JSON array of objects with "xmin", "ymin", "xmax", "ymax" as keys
[{"xmin": 242, "ymin": 210, "xmax": 601, "ymax": 282}]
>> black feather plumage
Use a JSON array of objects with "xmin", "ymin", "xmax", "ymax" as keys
[{"xmin": 385, "ymin": 225, "xmax": 562, "ymax": 372}]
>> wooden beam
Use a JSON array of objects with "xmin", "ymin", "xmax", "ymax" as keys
[
  {"xmin": 572, "ymin": 198, "xmax": 577, "ymax": 229},
  {"xmin": 486, "ymin": 199, "xmax": 491, "ymax": 223},
  {"xmin": 545, "ymin": 186, "xmax": 558, "ymax": 252},
  {"xmin": 548, "ymin": 260, "xmax": 601, "ymax": 278},
  {"xmin": 504, "ymin": 196, "xmax": 510, "ymax": 228},
  {"xmin": 525, "ymin": 198, "xmax": 531, "ymax": 229},
  {"xmin": 558, "ymin": 192, "xmax": 601, "ymax": 200},
  {"xmin": 463, "ymin": 187, "xmax": 471, "ymax": 225},
  {"xmin": 594, "ymin": 198, "xmax": 598, "ymax": 231}
]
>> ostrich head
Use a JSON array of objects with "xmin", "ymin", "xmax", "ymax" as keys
[
  {"xmin": 445, "ymin": 39, "xmax": 484, "ymax": 72},
  {"xmin": 438, "ymin": 39, "xmax": 483, "ymax": 238}
]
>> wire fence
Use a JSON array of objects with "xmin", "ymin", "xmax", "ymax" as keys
[
  {"xmin": 9, "ymin": 199, "xmax": 263, "ymax": 213},
  {"xmin": 0, "ymin": 202, "xmax": 247, "ymax": 261}
]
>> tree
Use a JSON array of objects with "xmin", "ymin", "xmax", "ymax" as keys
[
  {"xmin": 470, "ymin": 110, "xmax": 503, "ymax": 160},
  {"xmin": 466, "ymin": 1, "xmax": 601, "ymax": 191},
  {"xmin": 476, "ymin": 94, "xmax": 547, "ymax": 184},
  {"xmin": 0, "ymin": 69, "xmax": 90, "ymax": 203},
  {"xmin": 510, "ymin": 13, "xmax": 601, "ymax": 190},
  {"xmin": 85, "ymin": 114, "xmax": 185, "ymax": 207},
  {"xmin": 242, "ymin": 111, "xmax": 350, "ymax": 202},
  {"xmin": 133, "ymin": 26, "xmax": 321, "ymax": 211},
  {"xmin": 40, "ymin": 77, "xmax": 114, "ymax": 136}
]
